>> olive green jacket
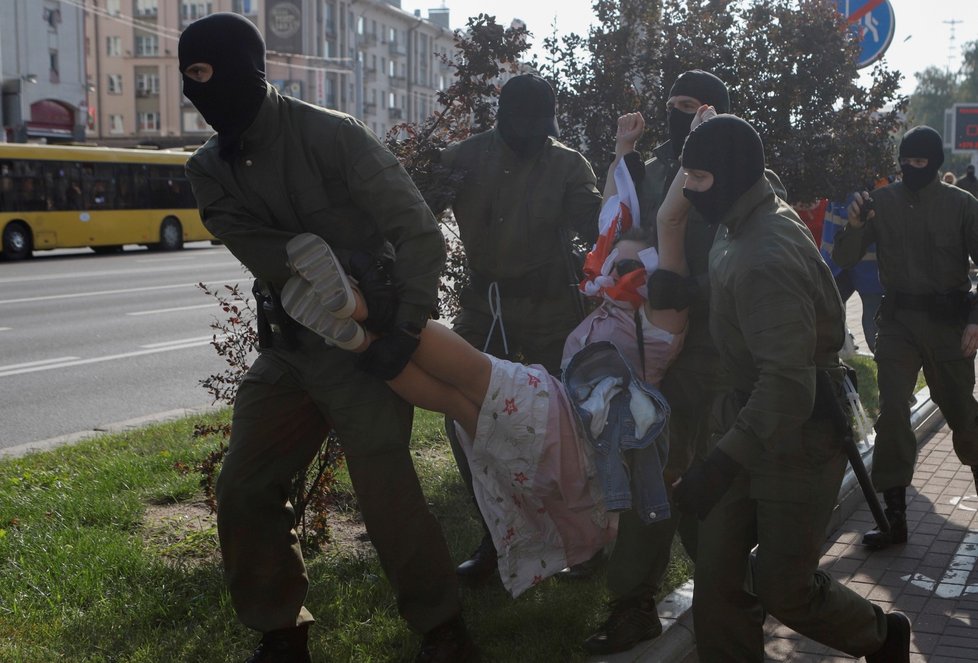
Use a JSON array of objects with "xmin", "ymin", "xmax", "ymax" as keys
[
  {"xmin": 440, "ymin": 129, "xmax": 600, "ymax": 284},
  {"xmin": 709, "ymin": 177, "xmax": 846, "ymax": 469},
  {"xmin": 832, "ymin": 178, "xmax": 978, "ymax": 325},
  {"xmin": 186, "ymin": 84, "xmax": 446, "ymax": 329},
  {"xmin": 636, "ymin": 141, "xmax": 787, "ymax": 393}
]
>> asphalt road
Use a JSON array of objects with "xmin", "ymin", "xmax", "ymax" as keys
[{"xmin": 0, "ymin": 242, "xmax": 252, "ymax": 450}]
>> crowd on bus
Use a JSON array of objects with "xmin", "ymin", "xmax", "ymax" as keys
[{"xmin": 173, "ymin": 12, "xmax": 978, "ymax": 663}]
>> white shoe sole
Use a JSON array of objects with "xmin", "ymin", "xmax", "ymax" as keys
[
  {"xmin": 280, "ymin": 275, "xmax": 366, "ymax": 351},
  {"xmin": 285, "ymin": 233, "xmax": 357, "ymax": 319}
]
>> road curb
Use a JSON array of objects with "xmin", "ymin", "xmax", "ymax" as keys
[
  {"xmin": 0, "ymin": 405, "xmax": 223, "ymax": 460},
  {"xmin": 590, "ymin": 390, "xmax": 941, "ymax": 663}
]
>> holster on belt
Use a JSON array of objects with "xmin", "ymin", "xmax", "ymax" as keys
[{"xmin": 252, "ymin": 279, "xmax": 298, "ymax": 351}]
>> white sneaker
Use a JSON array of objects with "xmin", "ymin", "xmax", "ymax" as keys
[
  {"xmin": 285, "ymin": 233, "xmax": 357, "ymax": 319},
  {"xmin": 280, "ymin": 274, "xmax": 366, "ymax": 351}
]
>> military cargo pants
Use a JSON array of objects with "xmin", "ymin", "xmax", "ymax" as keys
[
  {"xmin": 693, "ymin": 420, "xmax": 887, "ymax": 662},
  {"xmin": 216, "ymin": 339, "xmax": 460, "ymax": 634},
  {"xmin": 873, "ymin": 309, "xmax": 978, "ymax": 491}
]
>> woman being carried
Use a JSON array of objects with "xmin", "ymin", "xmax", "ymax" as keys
[{"xmin": 280, "ymin": 111, "xmax": 696, "ymax": 596}]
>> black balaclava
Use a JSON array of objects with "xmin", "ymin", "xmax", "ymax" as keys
[
  {"xmin": 898, "ymin": 126, "xmax": 944, "ymax": 192},
  {"xmin": 496, "ymin": 74, "xmax": 560, "ymax": 158},
  {"xmin": 680, "ymin": 114, "xmax": 765, "ymax": 226},
  {"xmin": 179, "ymin": 13, "xmax": 268, "ymax": 159},
  {"xmin": 667, "ymin": 70, "xmax": 731, "ymax": 159}
]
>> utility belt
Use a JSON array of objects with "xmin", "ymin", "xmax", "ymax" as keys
[
  {"xmin": 880, "ymin": 289, "xmax": 972, "ymax": 324},
  {"xmin": 717, "ymin": 366, "xmax": 851, "ymax": 433},
  {"xmin": 253, "ymin": 279, "xmax": 299, "ymax": 351},
  {"xmin": 468, "ymin": 264, "xmax": 575, "ymax": 300}
]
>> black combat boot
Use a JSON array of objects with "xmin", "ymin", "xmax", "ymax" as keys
[
  {"xmin": 866, "ymin": 611, "xmax": 911, "ymax": 663},
  {"xmin": 972, "ymin": 465, "xmax": 978, "ymax": 488},
  {"xmin": 862, "ymin": 487, "xmax": 908, "ymax": 549},
  {"xmin": 455, "ymin": 534, "xmax": 497, "ymax": 585},
  {"xmin": 415, "ymin": 615, "xmax": 478, "ymax": 662},
  {"xmin": 244, "ymin": 624, "xmax": 311, "ymax": 663},
  {"xmin": 582, "ymin": 596, "xmax": 663, "ymax": 655}
]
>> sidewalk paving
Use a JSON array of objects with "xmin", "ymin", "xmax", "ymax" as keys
[{"xmin": 589, "ymin": 297, "xmax": 978, "ymax": 662}]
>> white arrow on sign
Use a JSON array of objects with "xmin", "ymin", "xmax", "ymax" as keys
[{"xmin": 902, "ymin": 528, "xmax": 978, "ymax": 598}]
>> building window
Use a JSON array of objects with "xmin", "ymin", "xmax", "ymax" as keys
[
  {"xmin": 231, "ymin": 0, "xmax": 256, "ymax": 15},
  {"xmin": 106, "ymin": 36, "xmax": 121, "ymax": 57},
  {"xmin": 109, "ymin": 114, "xmax": 124, "ymax": 134},
  {"xmin": 136, "ymin": 73, "xmax": 160, "ymax": 96},
  {"xmin": 49, "ymin": 51, "xmax": 59, "ymax": 83},
  {"xmin": 137, "ymin": 112, "xmax": 160, "ymax": 132},
  {"xmin": 107, "ymin": 73, "xmax": 123, "ymax": 94},
  {"xmin": 106, "ymin": 0, "xmax": 121, "ymax": 14},
  {"xmin": 135, "ymin": 0, "xmax": 158, "ymax": 16},
  {"xmin": 134, "ymin": 34, "xmax": 159, "ymax": 57},
  {"xmin": 182, "ymin": 2, "xmax": 213, "ymax": 21}
]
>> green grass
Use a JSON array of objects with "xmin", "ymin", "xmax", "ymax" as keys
[
  {"xmin": 0, "ymin": 410, "xmax": 692, "ymax": 662},
  {"xmin": 1, "ymin": 358, "xmax": 899, "ymax": 661}
]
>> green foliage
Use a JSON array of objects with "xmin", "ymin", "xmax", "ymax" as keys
[
  {"xmin": 0, "ymin": 410, "xmax": 695, "ymax": 662},
  {"xmin": 906, "ymin": 38, "xmax": 978, "ymax": 175},
  {"xmin": 538, "ymin": 0, "xmax": 906, "ymax": 201}
]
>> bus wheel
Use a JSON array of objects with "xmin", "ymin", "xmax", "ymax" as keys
[
  {"xmin": 1, "ymin": 221, "xmax": 33, "ymax": 261},
  {"xmin": 157, "ymin": 218, "xmax": 184, "ymax": 251}
]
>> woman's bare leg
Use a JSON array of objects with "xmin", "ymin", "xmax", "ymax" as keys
[
  {"xmin": 410, "ymin": 322, "xmax": 493, "ymax": 407},
  {"xmin": 388, "ymin": 362, "xmax": 480, "ymax": 437}
]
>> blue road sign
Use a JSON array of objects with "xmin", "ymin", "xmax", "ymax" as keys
[{"xmin": 836, "ymin": 0, "xmax": 896, "ymax": 68}]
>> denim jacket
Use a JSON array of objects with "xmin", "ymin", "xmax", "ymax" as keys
[{"xmin": 562, "ymin": 341, "xmax": 671, "ymax": 524}]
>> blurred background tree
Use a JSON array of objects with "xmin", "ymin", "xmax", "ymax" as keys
[{"xmin": 538, "ymin": 0, "xmax": 906, "ymax": 202}]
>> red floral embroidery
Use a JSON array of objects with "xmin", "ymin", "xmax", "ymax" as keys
[
  {"xmin": 503, "ymin": 398, "xmax": 518, "ymax": 414},
  {"xmin": 531, "ymin": 575, "xmax": 544, "ymax": 586},
  {"xmin": 513, "ymin": 471, "xmax": 529, "ymax": 485},
  {"xmin": 527, "ymin": 374, "xmax": 541, "ymax": 388}
]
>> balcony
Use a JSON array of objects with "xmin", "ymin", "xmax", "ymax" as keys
[
  {"xmin": 389, "ymin": 41, "xmax": 406, "ymax": 57},
  {"xmin": 388, "ymin": 107, "xmax": 403, "ymax": 121},
  {"xmin": 389, "ymin": 73, "xmax": 406, "ymax": 89}
]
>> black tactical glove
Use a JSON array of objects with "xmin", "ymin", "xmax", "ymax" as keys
[
  {"xmin": 673, "ymin": 448, "xmax": 742, "ymax": 520},
  {"xmin": 348, "ymin": 251, "xmax": 399, "ymax": 334},
  {"xmin": 356, "ymin": 322, "xmax": 422, "ymax": 380}
]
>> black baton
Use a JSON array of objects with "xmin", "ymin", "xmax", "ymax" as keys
[{"xmin": 815, "ymin": 370, "xmax": 890, "ymax": 534}]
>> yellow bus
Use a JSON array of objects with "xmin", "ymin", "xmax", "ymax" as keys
[{"xmin": 0, "ymin": 143, "xmax": 212, "ymax": 260}]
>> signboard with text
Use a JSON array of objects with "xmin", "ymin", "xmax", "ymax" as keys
[{"xmin": 953, "ymin": 104, "xmax": 978, "ymax": 153}]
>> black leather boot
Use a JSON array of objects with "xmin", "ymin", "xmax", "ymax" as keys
[
  {"xmin": 582, "ymin": 596, "xmax": 662, "ymax": 655},
  {"xmin": 972, "ymin": 465, "xmax": 978, "ymax": 488},
  {"xmin": 455, "ymin": 534, "xmax": 497, "ymax": 585},
  {"xmin": 866, "ymin": 611, "xmax": 911, "ymax": 663},
  {"xmin": 862, "ymin": 487, "xmax": 908, "ymax": 549},
  {"xmin": 244, "ymin": 624, "xmax": 311, "ymax": 663}
]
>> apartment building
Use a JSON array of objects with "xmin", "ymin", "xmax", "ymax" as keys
[
  {"xmin": 0, "ymin": 1, "xmax": 88, "ymax": 142},
  {"xmin": 78, "ymin": 0, "xmax": 456, "ymax": 147}
]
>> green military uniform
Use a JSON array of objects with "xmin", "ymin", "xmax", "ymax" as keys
[
  {"xmin": 696, "ymin": 177, "xmax": 887, "ymax": 661},
  {"xmin": 441, "ymin": 128, "xmax": 600, "ymax": 373},
  {"xmin": 833, "ymin": 178, "xmax": 978, "ymax": 491},
  {"xmin": 606, "ymin": 141, "xmax": 787, "ymax": 604},
  {"xmin": 186, "ymin": 85, "xmax": 459, "ymax": 634}
]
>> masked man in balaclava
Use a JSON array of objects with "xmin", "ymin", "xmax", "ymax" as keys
[
  {"xmin": 437, "ymin": 74, "xmax": 602, "ymax": 584},
  {"xmin": 583, "ymin": 69, "xmax": 789, "ymax": 655},
  {"xmin": 956, "ymin": 163, "xmax": 978, "ymax": 198},
  {"xmin": 670, "ymin": 113, "xmax": 912, "ymax": 663},
  {"xmin": 835, "ymin": 126, "xmax": 978, "ymax": 550},
  {"xmin": 179, "ymin": 13, "xmax": 475, "ymax": 662}
]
